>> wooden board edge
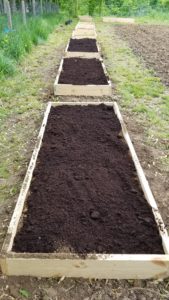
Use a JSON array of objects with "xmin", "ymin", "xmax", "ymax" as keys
[
  {"xmin": 54, "ymin": 83, "xmax": 112, "ymax": 96},
  {"xmin": 65, "ymin": 52, "xmax": 100, "ymax": 59},
  {"xmin": 2, "ymin": 255, "xmax": 169, "ymax": 279},
  {"xmin": 79, "ymin": 16, "xmax": 93, "ymax": 22},
  {"xmin": 113, "ymin": 102, "xmax": 169, "ymax": 254},
  {"xmin": 102, "ymin": 17, "xmax": 135, "ymax": 24},
  {"xmin": 1, "ymin": 102, "xmax": 52, "ymax": 254}
]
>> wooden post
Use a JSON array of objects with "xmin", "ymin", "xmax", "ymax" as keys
[
  {"xmin": 21, "ymin": 0, "xmax": 26, "ymax": 25},
  {"xmin": 3, "ymin": 0, "xmax": 7, "ymax": 13},
  {"xmin": 11, "ymin": 0, "xmax": 16, "ymax": 13},
  {"xmin": 5, "ymin": 0, "xmax": 12, "ymax": 29},
  {"xmin": 40, "ymin": 0, "xmax": 43, "ymax": 14},
  {"xmin": 32, "ymin": 0, "xmax": 36, "ymax": 15}
]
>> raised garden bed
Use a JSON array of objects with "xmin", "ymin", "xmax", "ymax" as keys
[
  {"xmin": 79, "ymin": 16, "xmax": 93, "ymax": 22},
  {"xmin": 54, "ymin": 58, "xmax": 112, "ymax": 96},
  {"xmin": 65, "ymin": 38, "xmax": 100, "ymax": 59},
  {"xmin": 1, "ymin": 102, "xmax": 169, "ymax": 279},
  {"xmin": 103, "ymin": 17, "xmax": 135, "ymax": 24},
  {"xmin": 72, "ymin": 29, "xmax": 96, "ymax": 39},
  {"xmin": 76, "ymin": 22, "xmax": 95, "ymax": 30},
  {"xmin": 68, "ymin": 38, "xmax": 98, "ymax": 52}
]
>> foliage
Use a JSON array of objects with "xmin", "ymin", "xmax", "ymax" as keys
[
  {"xmin": 57, "ymin": 0, "xmax": 169, "ymax": 16},
  {"xmin": 0, "ymin": 12, "xmax": 66, "ymax": 78}
]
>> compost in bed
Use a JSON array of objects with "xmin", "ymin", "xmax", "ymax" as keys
[
  {"xmin": 68, "ymin": 38, "xmax": 98, "ymax": 52},
  {"xmin": 58, "ymin": 58, "xmax": 108, "ymax": 85},
  {"xmin": 13, "ymin": 104, "xmax": 164, "ymax": 255}
]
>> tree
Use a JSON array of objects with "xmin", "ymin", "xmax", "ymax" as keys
[
  {"xmin": 21, "ymin": 0, "xmax": 26, "ymax": 25},
  {"xmin": 32, "ymin": 0, "xmax": 36, "ymax": 15}
]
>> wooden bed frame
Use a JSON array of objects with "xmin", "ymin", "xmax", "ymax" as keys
[
  {"xmin": 64, "ymin": 39, "xmax": 100, "ymax": 59},
  {"xmin": 1, "ymin": 101, "xmax": 169, "ymax": 279},
  {"xmin": 54, "ymin": 58, "xmax": 112, "ymax": 96}
]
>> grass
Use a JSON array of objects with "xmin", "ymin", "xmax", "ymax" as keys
[
  {"xmin": 0, "ymin": 19, "xmax": 74, "ymax": 203},
  {"xmin": 0, "ymin": 12, "xmax": 68, "ymax": 78},
  {"xmin": 96, "ymin": 22, "xmax": 169, "ymax": 167},
  {"xmin": 136, "ymin": 9, "xmax": 169, "ymax": 24}
]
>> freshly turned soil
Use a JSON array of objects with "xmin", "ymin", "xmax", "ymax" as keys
[
  {"xmin": 68, "ymin": 38, "xmax": 98, "ymax": 52},
  {"xmin": 114, "ymin": 24, "xmax": 169, "ymax": 86},
  {"xmin": 13, "ymin": 105, "xmax": 164, "ymax": 254},
  {"xmin": 58, "ymin": 58, "xmax": 108, "ymax": 85}
]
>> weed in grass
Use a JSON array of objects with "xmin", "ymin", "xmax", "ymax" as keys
[{"xmin": 132, "ymin": 103, "xmax": 148, "ymax": 113}]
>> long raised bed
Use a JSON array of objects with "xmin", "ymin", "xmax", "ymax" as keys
[
  {"xmin": 1, "ymin": 102, "xmax": 169, "ymax": 279},
  {"xmin": 76, "ymin": 22, "xmax": 95, "ymax": 30},
  {"xmin": 72, "ymin": 29, "xmax": 97, "ymax": 39},
  {"xmin": 54, "ymin": 58, "xmax": 112, "ymax": 96},
  {"xmin": 79, "ymin": 15, "xmax": 93, "ymax": 22},
  {"xmin": 65, "ymin": 38, "xmax": 100, "ymax": 59},
  {"xmin": 103, "ymin": 17, "xmax": 135, "ymax": 24}
]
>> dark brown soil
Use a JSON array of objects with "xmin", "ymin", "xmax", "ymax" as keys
[
  {"xmin": 58, "ymin": 58, "xmax": 108, "ymax": 85},
  {"xmin": 114, "ymin": 24, "xmax": 169, "ymax": 86},
  {"xmin": 68, "ymin": 38, "xmax": 98, "ymax": 52},
  {"xmin": 13, "ymin": 104, "xmax": 163, "ymax": 254}
]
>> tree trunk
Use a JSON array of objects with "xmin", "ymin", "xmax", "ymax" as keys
[
  {"xmin": 3, "ymin": 0, "xmax": 7, "ymax": 13},
  {"xmin": 75, "ymin": 0, "xmax": 78, "ymax": 17},
  {"xmin": 99, "ymin": 0, "xmax": 103, "ymax": 16},
  {"xmin": 5, "ymin": 0, "xmax": 12, "ymax": 29},
  {"xmin": 32, "ymin": 0, "xmax": 35, "ymax": 15},
  {"xmin": 11, "ymin": 0, "xmax": 16, "ymax": 13},
  {"xmin": 40, "ymin": 0, "xmax": 43, "ymax": 14},
  {"xmin": 21, "ymin": 0, "xmax": 26, "ymax": 25}
]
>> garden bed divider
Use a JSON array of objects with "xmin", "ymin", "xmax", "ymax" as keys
[{"xmin": 1, "ymin": 101, "xmax": 169, "ymax": 279}]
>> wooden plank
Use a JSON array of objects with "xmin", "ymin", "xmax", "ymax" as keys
[
  {"xmin": 76, "ymin": 23, "xmax": 95, "ymax": 30},
  {"xmin": 1, "ymin": 102, "xmax": 52, "ymax": 254},
  {"xmin": 54, "ymin": 83, "xmax": 112, "ymax": 96},
  {"xmin": 1, "ymin": 101, "xmax": 169, "ymax": 279},
  {"xmin": 103, "ymin": 17, "xmax": 135, "ymax": 24},
  {"xmin": 79, "ymin": 15, "xmax": 93, "ymax": 22},
  {"xmin": 113, "ymin": 102, "xmax": 169, "ymax": 255},
  {"xmin": 72, "ymin": 30, "xmax": 97, "ymax": 39},
  {"xmin": 1, "ymin": 255, "xmax": 169, "ymax": 279},
  {"xmin": 65, "ymin": 51, "xmax": 100, "ymax": 59}
]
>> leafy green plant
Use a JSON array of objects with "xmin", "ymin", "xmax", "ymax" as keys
[{"xmin": 19, "ymin": 288, "xmax": 30, "ymax": 298}]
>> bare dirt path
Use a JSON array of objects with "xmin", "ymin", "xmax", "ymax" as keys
[{"xmin": 114, "ymin": 24, "xmax": 169, "ymax": 87}]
